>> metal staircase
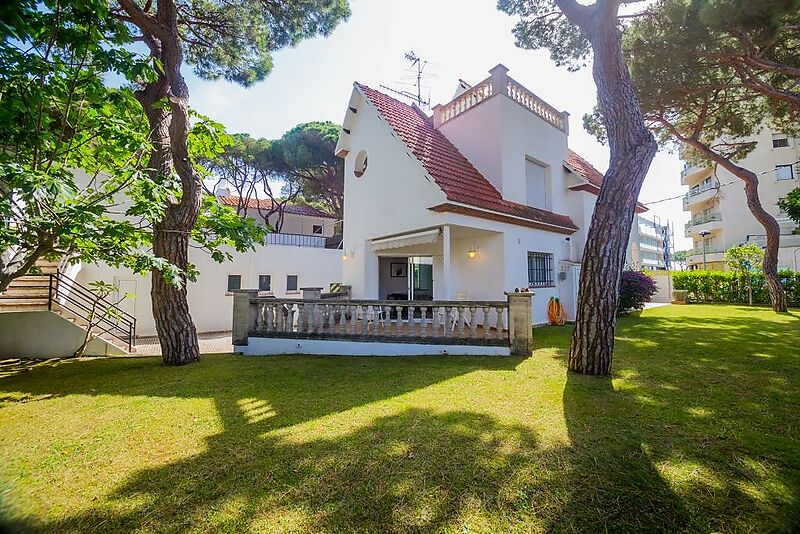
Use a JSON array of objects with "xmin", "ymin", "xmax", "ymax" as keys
[{"xmin": 0, "ymin": 265, "xmax": 136, "ymax": 353}]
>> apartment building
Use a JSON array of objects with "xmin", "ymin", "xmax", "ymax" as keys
[
  {"xmin": 626, "ymin": 214, "xmax": 673, "ymax": 271},
  {"xmin": 681, "ymin": 127, "xmax": 800, "ymax": 271}
]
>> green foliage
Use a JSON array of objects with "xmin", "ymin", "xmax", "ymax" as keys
[
  {"xmin": 0, "ymin": 0, "xmax": 266, "ymax": 289},
  {"xmin": 192, "ymin": 195, "xmax": 265, "ymax": 269},
  {"xmin": 204, "ymin": 121, "xmax": 342, "ymax": 223},
  {"xmin": 672, "ymin": 269, "xmax": 800, "ymax": 306},
  {"xmin": 271, "ymin": 121, "xmax": 343, "ymax": 218},
  {"xmin": 778, "ymin": 187, "xmax": 800, "ymax": 225},
  {"xmin": 164, "ymin": 0, "xmax": 351, "ymax": 86},
  {"xmin": 673, "ymin": 250, "xmax": 689, "ymax": 262},
  {"xmin": 497, "ymin": 0, "xmax": 590, "ymax": 71},
  {"xmin": 0, "ymin": 0, "xmax": 170, "ymax": 287},
  {"xmin": 622, "ymin": 0, "xmax": 800, "ymax": 158},
  {"xmin": 724, "ymin": 243, "xmax": 764, "ymax": 273}
]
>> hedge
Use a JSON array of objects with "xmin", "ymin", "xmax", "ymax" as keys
[{"xmin": 671, "ymin": 270, "xmax": 800, "ymax": 307}]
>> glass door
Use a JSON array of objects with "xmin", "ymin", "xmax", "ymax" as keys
[{"xmin": 408, "ymin": 257, "xmax": 433, "ymax": 301}]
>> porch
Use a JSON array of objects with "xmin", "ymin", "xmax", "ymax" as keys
[
  {"xmin": 232, "ymin": 288, "xmax": 534, "ymax": 356},
  {"xmin": 352, "ymin": 224, "xmax": 506, "ymax": 303}
]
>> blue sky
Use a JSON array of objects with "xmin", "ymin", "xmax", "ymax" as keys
[{"xmin": 184, "ymin": 0, "xmax": 691, "ymax": 248}]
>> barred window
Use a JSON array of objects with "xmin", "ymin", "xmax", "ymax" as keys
[{"xmin": 528, "ymin": 252, "xmax": 554, "ymax": 287}]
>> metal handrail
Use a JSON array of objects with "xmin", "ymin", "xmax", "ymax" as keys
[
  {"xmin": 0, "ymin": 273, "xmax": 136, "ymax": 351},
  {"xmin": 265, "ymin": 232, "xmax": 327, "ymax": 247},
  {"xmin": 52, "ymin": 273, "xmax": 136, "ymax": 351}
]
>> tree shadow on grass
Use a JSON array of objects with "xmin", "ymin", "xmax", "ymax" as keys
[
  {"xmin": 538, "ymin": 309, "xmax": 800, "ymax": 532},
  {"xmin": 11, "ymin": 406, "xmax": 547, "ymax": 533},
  {"xmin": 3, "ymin": 308, "xmax": 799, "ymax": 532},
  {"xmin": 0, "ymin": 355, "xmax": 522, "ymax": 435}
]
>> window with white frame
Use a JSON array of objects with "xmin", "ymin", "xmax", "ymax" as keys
[
  {"xmin": 227, "ymin": 274, "xmax": 242, "ymax": 292},
  {"xmin": 772, "ymin": 134, "xmax": 789, "ymax": 148},
  {"xmin": 286, "ymin": 274, "xmax": 298, "ymax": 292},
  {"xmin": 776, "ymin": 164, "xmax": 794, "ymax": 181},
  {"xmin": 258, "ymin": 274, "xmax": 271, "ymax": 291},
  {"xmin": 527, "ymin": 252, "xmax": 554, "ymax": 287},
  {"xmin": 525, "ymin": 158, "xmax": 549, "ymax": 210}
]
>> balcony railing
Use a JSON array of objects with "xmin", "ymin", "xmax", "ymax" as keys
[
  {"xmin": 685, "ymin": 213, "xmax": 722, "ymax": 231},
  {"xmin": 684, "ymin": 184, "xmax": 717, "ymax": 201},
  {"xmin": 690, "ymin": 247, "xmax": 725, "ymax": 256},
  {"xmin": 265, "ymin": 232, "xmax": 327, "ymax": 248}
]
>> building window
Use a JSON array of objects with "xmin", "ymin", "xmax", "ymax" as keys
[
  {"xmin": 354, "ymin": 150, "xmax": 368, "ymax": 178},
  {"xmin": 527, "ymin": 252, "xmax": 554, "ymax": 287},
  {"xmin": 286, "ymin": 274, "xmax": 298, "ymax": 292},
  {"xmin": 772, "ymin": 134, "xmax": 789, "ymax": 148},
  {"xmin": 258, "ymin": 274, "xmax": 271, "ymax": 291},
  {"xmin": 525, "ymin": 158, "xmax": 548, "ymax": 210},
  {"xmin": 776, "ymin": 165, "xmax": 794, "ymax": 181},
  {"xmin": 312, "ymin": 225, "xmax": 323, "ymax": 235},
  {"xmin": 227, "ymin": 274, "xmax": 241, "ymax": 292}
]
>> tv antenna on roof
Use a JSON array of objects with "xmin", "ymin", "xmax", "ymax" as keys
[{"xmin": 379, "ymin": 51, "xmax": 431, "ymax": 109}]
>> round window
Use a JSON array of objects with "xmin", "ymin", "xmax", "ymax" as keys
[{"xmin": 354, "ymin": 150, "xmax": 368, "ymax": 178}]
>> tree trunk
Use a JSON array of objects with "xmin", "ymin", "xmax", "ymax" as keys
[
  {"xmin": 124, "ymin": 0, "xmax": 203, "ymax": 364},
  {"xmin": 152, "ymin": 216, "xmax": 199, "ymax": 365},
  {"xmin": 565, "ymin": 4, "xmax": 658, "ymax": 375}
]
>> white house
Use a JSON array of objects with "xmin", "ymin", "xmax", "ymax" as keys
[
  {"xmin": 334, "ymin": 64, "xmax": 646, "ymax": 325},
  {"xmin": 2, "ymin": 63, "xmax": 657, "ymax": 356}
]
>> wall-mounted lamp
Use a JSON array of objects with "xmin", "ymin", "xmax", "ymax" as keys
[
  {"xmin": 341, "ymin": 248, "xmax": 354, "ymax": 261},
  {"xmin": 467, "ymin": 248, "xmax": 477, "ymax": 259}
]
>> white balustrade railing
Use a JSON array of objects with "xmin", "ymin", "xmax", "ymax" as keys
[
  {"xmin": 433, "ymin": 71, "xmax": 567, "ymax": 133},
  {"xmin": 251, "ymin": 298, "xmax": 509, "ymax": 343},
  {"xmin": 437, "ymin": 79, "xmax": 494, "ymax": 125},
  {"xmin": 506, "ymin": 77, "xmax": 566, "ymax": 132}
]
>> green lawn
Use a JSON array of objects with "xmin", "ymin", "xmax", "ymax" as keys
[{"xmin": 1, "ymin": 305, "xmax": 799, "ymax": 533}]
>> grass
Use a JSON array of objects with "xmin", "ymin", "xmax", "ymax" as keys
[{"xmin": 1, "ymin": 304, "xmax": 799, "ymax": 533}]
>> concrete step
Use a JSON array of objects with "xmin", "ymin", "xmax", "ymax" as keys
[
  {"xmin": 0, "ymin": 302, "xmax": 49, "ymax": 312},
  {"xmin": 1, "ymin": 286, "xmax": 50, "ymax": 298},
  {"xmin": 5, "ymin": 276, "xmax": 51, "ymax": 287},
  {"xmin": 54, "ymin": 310, "xmax": 136, "ymax": 353}
]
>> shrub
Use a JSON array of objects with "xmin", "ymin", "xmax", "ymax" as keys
[
  {"xmin": 619, "ymin": 271, "xmax": 657, "ymax": 314},
  {"xmin": 672, "ymin": 269, "xmax": 800, "ymax": 307}
]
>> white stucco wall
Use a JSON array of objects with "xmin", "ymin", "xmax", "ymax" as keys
[
  {"xmin": 242, "ymin": 209, "xmax": 336, "ymax": 237},
  {"xmin": 337, "ymin": 84, "xmax": 590, "ymax": 324},
  {"xmin": 339, "ymin": 89, "xmax": 448, "ymax": 298},
  {"xmin": 77, "ymin": 244, "xmax": 343, "ymax": 337},
  {"xmin": 439, "ymin": 92, "xmax": 570, "ymax": 212},
  {"xmin": 0, "ymin": 311, "xmax": 125, "ymax": 358}
]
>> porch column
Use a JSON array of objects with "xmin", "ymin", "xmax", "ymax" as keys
[
  {"xmin": 442, "ymin": 224, "xmax": 452, "ymax": 300},
  {"xmin": 506, "ymin": 291, "xmax": 533, "ymax": 356},
  {"xmin": 232, "ymin": 289, "xmax": 259, "ymax": 348}
]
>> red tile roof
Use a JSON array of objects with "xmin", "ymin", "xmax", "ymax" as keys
[
  {"xmin": 218, "ymin": 196, "xmax": 336, "ymax": 218},
  {"xmin": 565, "ymin": 149, "xmax": 604, "ymax": 188},
  {"xmin": 563, "ymin": 149, "xmax": 648, "ymax": 212},
  {"xmin": 356, "ymin": 84, "xmax": 578, "ymax": 233}
]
